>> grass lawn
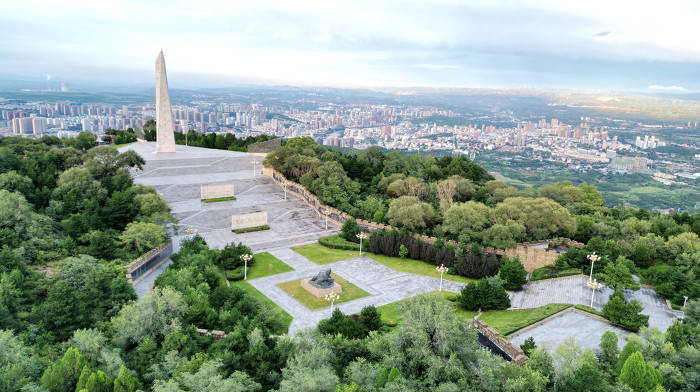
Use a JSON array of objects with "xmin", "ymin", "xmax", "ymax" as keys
[
  {"xmin": 377, "ymin": 291, "xmax": 475, "ymax": 327},
  {"xmin": 276, "ymin": 273, "xmax": 370, "ymax": 310},
  {"xmin": 377, "ymin": 292, "xmax": 571, "ymax": 336},
  {"xmin": 293, "ymin": 242, "xmax": 475, "ymax": 284},
  {"xmin": 247, "ymin": 252, "xmax": 294, "ymax": 279},
  {"xmin": 291, "ymin": 243, "xmax": 360, "ymax": 264},
  {"xmin": 108, "ymin": 142, "xmax": 135, "ymax": 149},
  {"xmin": 231, "ymin": 280, "xmax": 292, "ymax": 334},
  {"xmin": 479, "ymin": 303, "xmax": 572, "ymax": 336},
  {"xmin": 202, "ymin": 196, "xmax": 236, "ymax": 203},
  {"xmin": 366, "ymin": 253, "xmax": 475, "ymax": 284}
]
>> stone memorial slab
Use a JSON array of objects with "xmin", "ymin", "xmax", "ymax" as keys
[
  {"xmin": 201, "ymin": 184, "xmax": 235, "ymax": 200},
  {"xmin": 231, "ymin": 211, "xmax": 268, "ymax": 230}
]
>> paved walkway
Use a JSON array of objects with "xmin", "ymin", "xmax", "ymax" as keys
[{"xmin": 248, "ymin": 248, "xmax": 464, "ymax": 334}]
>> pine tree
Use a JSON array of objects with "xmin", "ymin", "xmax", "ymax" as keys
[
  {"xmin": 619, "ymin": 352, "xmax": 662, "ymax": 392},
  {"xmin": 616, "ymin": 338, "xmax": 641, "ymax": 375},
  {"xmin": 113, "ymin": 366, "xmax": 139, "ymax": 392},
  {"xmin": 359, "ymin": 305, "xmax": 383, "ymax": 332},
  {"xmin": 499, "ymin": 256, "xmax": 527, "ymax": 290}
]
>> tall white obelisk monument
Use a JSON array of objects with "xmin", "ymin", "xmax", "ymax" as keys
[{"xmin": 155, "ymin": 50, "xmax": 176, "ymax": 153}]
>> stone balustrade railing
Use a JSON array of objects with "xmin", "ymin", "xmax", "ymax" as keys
[{"xmin": 125, "ymin": 240, "xmax": 173, "ymax": 285}]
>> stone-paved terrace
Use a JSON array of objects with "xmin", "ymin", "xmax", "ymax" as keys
[
  {"xmin": 509, "ymin": 275, "xmax": 681, "ymax": 331},
  {"xmin": 120, "ymin": 142, "xmax": 339, "ymax": 296},
  {"xmin": 121, "ymin": 142, "xmax": 338, "ymax": 253}
]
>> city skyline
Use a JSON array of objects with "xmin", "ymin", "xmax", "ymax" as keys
[{"xmin": 2, "ymin": 0, "xmax": 700, "ymax": 92}]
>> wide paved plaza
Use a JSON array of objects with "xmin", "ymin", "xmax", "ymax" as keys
[{"xmin": 122, "ymin": 142, "xmax": 336, "ymax": 253}]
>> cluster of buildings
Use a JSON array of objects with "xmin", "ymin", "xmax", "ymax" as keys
[{"xmin": 0, "ymin": 95, "xmax": 696, "ymax": 186}]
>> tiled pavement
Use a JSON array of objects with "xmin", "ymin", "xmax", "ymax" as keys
[
  {"xmin": 249, "ymin": 247, "xmax": 464, "ymax": 335},
  {"xmin": 509, "ymin": 311, "xmax": 631, "ymax": 352},
  {"xmin": 509, "ymin": 275, "xmax": 681, "ymax": 332}
]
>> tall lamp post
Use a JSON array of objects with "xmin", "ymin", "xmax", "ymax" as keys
[
  {"xmin": 325, "ymin": 292, "xmax": 340, "ymax": 316},
  {"xmin": 356, "ymin": 232, "xmax": 368, "ymax": 257},
  {"xmin": 324, "ymin": 210, "xmax": 330, "ymax": 230},
  {"xmin": 241, "ymin": 253, "xmax": 253, "ymax": 281},
  {"xmin": 587, "ymin": 252, "xmax": 600, "ymax": 281},
  {"xmin": 586, "ymin": 278, "xmax": 603, "ymax": 308},
  {"xmin": 683, "ymin": 295, "xmax": 689, "ymax": 319},
  {"xmin": 436, "ymin": 264, "xmax": 448, "ymax": 291},
  {"xmin": 252, "ymin": 160, "xmax": 258, "ymax": 177},
  {"xmin": 283, "ymin": 180, "xmax": 288, "ymax": 200}
]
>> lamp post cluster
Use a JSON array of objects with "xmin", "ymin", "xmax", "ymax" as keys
[
  {"xmin": 325, "ymin": 292, "xmax": 340, "ymax": 316},
  {"xmin": 436, "ymin": 264, "xmax": 448, "ymax": 291},
  {"xmin": 585, "ymin": 252, "xmax": 603, "ymax": 308},
  {"xmin": 241, "ymin": 253, "xmax": 253, "ymax": 280},
  {"xmin": 184, "ymin": 227, "xmax": 197, "ymax": 236},
  {"xmin": 587, "ymin": 252, "xmax": 600, "ymax": 280},
  {"xmin": 356, "ymin": 232, "xmax": 368, "ymax": 256}
]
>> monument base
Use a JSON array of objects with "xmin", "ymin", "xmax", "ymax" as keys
[{"xmin": 300, "ymin": 278, "xmax": 342, "ymax": 298}]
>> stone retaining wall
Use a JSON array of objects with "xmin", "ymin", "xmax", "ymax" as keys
[
  {"xmin": 247, "ymin": 138, "xmax": 281, "ymax": 154},
  {"xmin": 473, "ymin": 320, "xmax": 528, "ymax": 365},
  {"xmin": 125, "ymin": 240, "xmax": 173, "ymax": 285}
]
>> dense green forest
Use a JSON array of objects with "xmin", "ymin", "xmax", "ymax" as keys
[
  {"xmin": 265, "ymin": 138, "xmax": 699, "ymax": 308},
  {"xmin": 1, "ymin": 134, "xmax": 698, "ymax": 391}
]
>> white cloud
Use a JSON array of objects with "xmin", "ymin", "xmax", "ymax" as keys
[{"xmin": 648, "ymin": 85, "xmax": 689, "ymax": 92}]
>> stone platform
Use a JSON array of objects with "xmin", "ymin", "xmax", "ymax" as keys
[{"xmin": 300, "ymin": 278, "xmax": 342, "ymax": 298}]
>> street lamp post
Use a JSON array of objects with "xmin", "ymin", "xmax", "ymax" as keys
[
  {"xmin": 436, "ymin": 264, "xmax": 448, "ymax": 291},
  {"xmin": 283, "ymin": 181, "xmax": 287, "ymax": 200},
  {"xmin": 586, "ymin": 278, "xmax": 603, "ymax": 308},
  {"xmin": 356, "ymin": 232, "xmax": 368, "ymax": 257},
  {"xmin": 251, "ymin": 160, "xmax": 258, "ymax": 177},
  {"xmin": 241, "ymin": 253, "xmax": 253, "ymax": 281},
  {"xmin": 324, "ymin": 210, "xmax": 330, "ymax": 230},
  {"xmin": 325, "ymin": 292, "xmax": 340, "ymax": 316},
  {"xmin": 587, "ymin": 252, "xmax": 599, "ymax": 281}
]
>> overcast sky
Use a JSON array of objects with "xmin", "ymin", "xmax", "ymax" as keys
[{"xmin": 1, "ymin": 0, "xmax": 699, "ymax": 92}]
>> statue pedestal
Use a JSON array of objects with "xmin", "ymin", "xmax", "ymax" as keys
[{"xmin": 300, "ymin": 278, "xmax": 342, "ymax": 298}]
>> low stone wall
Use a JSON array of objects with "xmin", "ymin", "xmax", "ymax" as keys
[
  {"xmin": 263, "ymin": 167, "xmax": 580, "ymax": 263},
  {"xmin": 125, "ymin": 240, "xmax": 173, "ymax": 285},
  {"xmin": 473, "ymin": 320, "xmax": 528, "ymax": 365},
  {"xmin": 247, "ymin": 138, "xmax": 281, "ymax": 154}
]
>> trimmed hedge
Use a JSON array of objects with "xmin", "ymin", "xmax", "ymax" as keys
[
  {"xmin": 530, "ymin": 265, "xmax": 581, "ymax": 281},
  {"xmin": 369, "ymin": 229, "xmax": 499, "ymax": 279},
  {"xmin": 202, "ymin": 196, "xmax": 236, "ymax": 203},
  {"xmin": 574, "ymin": 304, "xmax": 605, "ymax": 317},
  {"xmin": 233, "ymin": 224, "xmax": 270, "ymax": 234},
  {"xmin": 319, "ymin": 234, "xmax": 368, "ymax": 251}
]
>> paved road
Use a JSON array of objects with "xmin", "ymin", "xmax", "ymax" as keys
[{"xmin": 248, "ymin": 248, "xmax": 464, "ymax": 334}]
